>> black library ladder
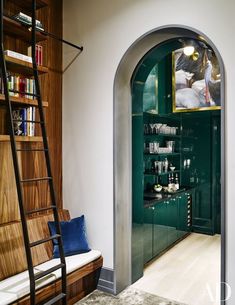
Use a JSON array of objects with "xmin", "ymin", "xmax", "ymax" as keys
[{"xmin": 0, "ymin": 0, "xmax": 67, "ymax": 304}]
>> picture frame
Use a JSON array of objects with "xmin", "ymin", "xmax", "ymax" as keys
[{"xmin": 172, "ymin": 47, "xmax": 221, "ymax": 112}]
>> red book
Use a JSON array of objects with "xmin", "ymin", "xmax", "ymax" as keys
[{"xmin": 19, "ymin": 77, "xmax": 26, "ymax": 97}]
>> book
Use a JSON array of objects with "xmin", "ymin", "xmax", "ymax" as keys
[
  {"xmin": 13, "ymin": 12, "xmax": 44, "ymax": 31},
  {"xmin": 12, "ymin": 109, "xmax": 23, "ymax": 136},
  {"xmin": 20, "ymin": 108, "xmax": 27, "ymax": 136},
  {"xmin": 4, "ymin": 50, "xmax": 32, "ymax": 63},
  {"xmin": 28, "ymin": 45, "xmax": 43, "ymax": 65}
]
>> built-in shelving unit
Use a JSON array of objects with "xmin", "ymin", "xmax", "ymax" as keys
[
  {"xmin": 8, "ymin": 0, "xmax": 49, "ymax": 10},
  {"xmin": 0, "ymin": 0, "xmax": 63, "ymax": 225},
  {"xmin": 0, "ymin": 135, "xmax": 43, "ymax": 142},
  {"xmin": 3, "ymin": 15, "xmax": 47, "ymax": 43},
  {"xmin": 0, "ymin": 94, "xmax": 48, "ymax": 107},
  {"xmin": 5, "ymin": 55, "xmax": 48, "ymax": 75}
]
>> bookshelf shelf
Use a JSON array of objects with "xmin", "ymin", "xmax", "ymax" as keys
[
  {"xmin": 0, "ymin": 135, "xmax": 43, "ymax": 142},
  {"xmin": 8, "ymin": 0, "xmax": 49, "ymax": 10},
  {"xmin": 3, "ymin": 15, "xmax": 47, "ymax": 43},
  {"xmin": 0, "ymin": 94, "xmax": 48, "ymax": 107},
  {"xmin": 5, "ymin": 55, "xmax": 48, "ymax": 76}
]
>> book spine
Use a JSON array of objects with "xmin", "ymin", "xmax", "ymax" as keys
[
  {"xmin": 20, "ymin": 108, "xmax": 27, "ymax": 136},
  {"xmin": 27, "ymin": 107, "xmax": 30, "ymax": 136},
  {"xmin": 19, "ymin": 77, "xmax": 26, "ymax": 98},
  {"xmin": 14, "ymin": 76, "xmax": 19, "ymax": 97},
  {"xmin": 5, "ymin": 50, "xmax": 32, "ymax": 63},
  {"xmin": 32, "ymin": 107, "xmax": 35, "ymax": 136},
  {"xmin": 39, "ymin": 45, "xmax": 43, "ymax": 65},
  {"xmin": 29, "ymin": 79, "xmax": 34, "ymax": 100},
  {"xmin": 29, "ymin": 107, "xmax": 33, "ymax": 136},
  {"xmin": 8, "ymin": 75, "xmax": 14, "ymax": 96}
]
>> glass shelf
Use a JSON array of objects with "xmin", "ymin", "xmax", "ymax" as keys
[
  {"xmin": 144, "ymin": 170, "xmax": 180, "ymax": 176},
  {"xmin": 144, "ymin": 152, "xmax": 180, "ymax": 156},
  {"xmin": 144, "ymin": 133, "xmax": 181, "ymax": 138}
]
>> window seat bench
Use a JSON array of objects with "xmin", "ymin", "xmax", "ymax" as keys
[{"xmin": 0, "ymin": 210, "xmax": 103, "ymax": 304}]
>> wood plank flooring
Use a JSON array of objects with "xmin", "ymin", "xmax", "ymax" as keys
[{"xmin": 132, "ymin": 233, "xmax": 221, "ymax": 305}]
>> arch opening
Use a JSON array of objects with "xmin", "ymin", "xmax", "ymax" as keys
[{"xmin": 113, "ymin": 25, "xmax": 225, "ymax": 302}]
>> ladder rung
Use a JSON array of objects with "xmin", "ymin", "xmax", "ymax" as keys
[
  {"xmin": 21, "ymin": 177, "xmax": 52, "ymax": 183},
  {"xmin": 26, "ymin": 205, "xmax": 56, "ymax": 215},
  {"xmin": 30, "ymin": 234, "xmax": 61, "ymax": 248},
  {"xmin": 43, "ymin": 293, "xmax": 66, "ymax": 305},
  {"xmin": 13, "ymin": 119, "xmax": 43, "ymax": 124},
  {"xmin": 34, "ymin": 263, "xmax": 65, "ymax": 281},
  {"xmin": 16, "ymin": 148, "xmax": 48, "ymax": 152},
  {"xmin": 8, "ymin": 89, "xmax": 39, "ymax": 98}
]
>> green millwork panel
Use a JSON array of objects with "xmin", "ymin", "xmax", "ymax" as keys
[
  {"xmin": 143, "ymin": 207, "xmax": 153, "ymax": 264},
  {"xmin": 181, "ymin": 111, "xmax": 221, "ymax": 235},
  {"xmin": 166, "ymin": 198, "xmax": 178, "ymax": 246},
  {"xmin": 153, "ymin": 201, "xmax": 169, "ymax": 257},
  {"xmin": 177, "ymin": 193, "xmax": 189, "ymax": 238}
]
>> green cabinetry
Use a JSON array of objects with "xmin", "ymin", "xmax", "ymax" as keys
[
  {"xmin": 143, "ymin": 206, "xmax": 153, "ymax": 263},
  {"xmin": 153, "ymin": 201, "xmax": 168, "ymax": 257},
  {"xmin": 167, "ymin": 198, "xmax": 178, "ymax": 245},
  {"xmin": 178, "ymin": 192, "xmax": 191, "ymax": 238},
  {"xmin": 144, "ymin": 191, "xmax": 191, "ymax": 264}
]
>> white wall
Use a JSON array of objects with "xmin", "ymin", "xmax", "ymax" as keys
[{"xmin": 63, "ymin": 0, "xmax": 235, "ymax": 300}]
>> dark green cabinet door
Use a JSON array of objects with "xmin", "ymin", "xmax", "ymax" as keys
[
  {"xmin": 143, "ymin": 207, "xmax": 153, "ymax": 263},
  {"xmin": 177, "ymin": 193, "xmax": 189, "ymax": 238},
  {"xmin": 192, "ymin": 185, "xmax": 213, "ymax": 234},
  {"xmin": 166, "ymin": 198, "xmax": 178, "ymax": 245},
  {"xmin": 153, "ymin": 202, "xmax": 168, "ymax": 256}
]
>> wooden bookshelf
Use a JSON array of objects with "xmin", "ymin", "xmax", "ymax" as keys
[
  {"xmin": 8, "ymin": 0, "xmax": 49, "ymax": 10},
  {"xmin": 0, "ymin": 135, "xmax": 43, "ymax": 142},
  {"xmin": 0, "ymin": 0, "xmax": 63, "ymax": 223},
  {"xmin": 5, "ymin": 55, "xmax": 48, "ymax": 76},
  {"xmin": 0, "ymin": 94, "xmax": 48, "ymax": 107},
  {"xmin": 3, "ymin": 15, "xmax": 47, "ymax": 43}
]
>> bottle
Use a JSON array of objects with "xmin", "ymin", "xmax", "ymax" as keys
[
  {"xmin": 164, "ymin": 158, "xmax": 168, "ymax": 173},
  {"xmin": 175, "ymin": 173, "xmax": 179, "ymax": 190},
  {"xmin": 168, "ymin": 173, "xmax": 172, "ymax": 188}
]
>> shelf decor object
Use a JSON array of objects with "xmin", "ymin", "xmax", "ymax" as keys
[{"xmin": 172, "ymin": 43, "xmax": 221, "ymax": 112}]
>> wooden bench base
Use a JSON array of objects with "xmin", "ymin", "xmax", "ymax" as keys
[{"xmin": 12, "ymin": 256, "xmax": 103, "ymax": 305}]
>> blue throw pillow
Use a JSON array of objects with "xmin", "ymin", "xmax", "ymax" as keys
[{"xmin": 48, "ymin": 215, "xmax": 91, "ymax": 258}]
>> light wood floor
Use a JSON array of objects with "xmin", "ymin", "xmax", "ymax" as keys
[{"xmin": 132, "ymin": 233, "xmax": 221, "ymax": 305}]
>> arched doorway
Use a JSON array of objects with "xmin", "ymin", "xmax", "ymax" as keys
[{"xmin": 113, "ymin": 25, "xmax": 225, "ymax": 303}]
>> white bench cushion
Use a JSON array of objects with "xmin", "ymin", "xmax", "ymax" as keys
[{"xmin": 0, "ymin": 250, "xmax": 101, "ymax": 305}]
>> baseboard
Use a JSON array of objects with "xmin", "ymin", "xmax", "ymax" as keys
[{"xmin": 97, "ymin": 267, "xmax": 115, "ymax": 294}]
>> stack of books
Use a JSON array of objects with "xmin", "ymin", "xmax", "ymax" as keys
[
  {"xmin": 12, "ymin": 107, "xmax": 36, "ymax": 136},
  {"xmin": 5, "ymin": 47, "xmax": 43, "ymax": 66},
  {"xmin": 4, "ymin": 50, "xmax": 32, "ymax": 63},
  {"xmin": 2, "ymin": 74, "xmax": 36, "ymax": 99},
  {"xmin": 27, "ymin": 45, "xmax": 43, "ymax": 65},
  {"xmin": 13, "ymin": 12, "xmax": 44, "ymax": 31}
]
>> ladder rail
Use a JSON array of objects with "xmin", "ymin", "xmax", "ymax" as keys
[
  {"xmin": 31, "ymin": 0, "xmax": 67, "ymax": 303},
  {"xmin": 0, "ymin": 0, "xmax": 36, "ymax": 303}
]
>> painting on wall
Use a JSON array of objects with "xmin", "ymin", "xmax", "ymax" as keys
[
  {"xmin": 172, "ymin": 43, "xmax": 221, "ymax": 112},
  {"xmin": 143, "ymin": 65, "xmax": 158, "ymax": 114}
]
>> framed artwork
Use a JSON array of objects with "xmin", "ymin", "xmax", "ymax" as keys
[{"xmin": 172, "ymin": 46, "xmax": 221, "ymax": 112}]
